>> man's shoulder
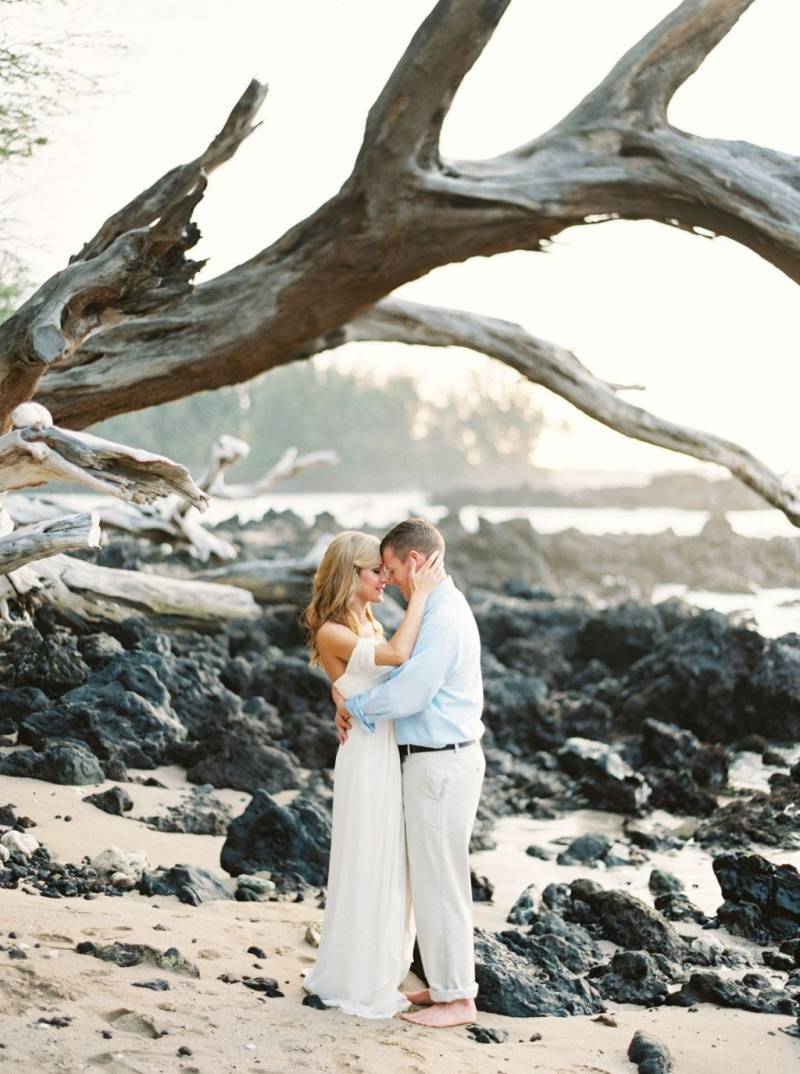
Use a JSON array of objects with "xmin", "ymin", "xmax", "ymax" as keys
[{"xmin": 427, "ymin": 583, "xmax": 475, "ymax": 627}]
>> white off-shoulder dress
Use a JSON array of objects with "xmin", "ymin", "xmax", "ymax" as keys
[{"xmin": 304, "ymin": 636, "xmax": 414, "ymax": 1018}]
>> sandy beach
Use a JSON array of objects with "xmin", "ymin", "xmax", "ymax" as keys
[{"xmin": 1, "ymin": 767, "xmax": 797, "ymax": 1074}]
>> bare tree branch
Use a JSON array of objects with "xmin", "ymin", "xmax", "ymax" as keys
[
  {"xmin": 12, "ymin": 0, "xmax": 797, "ymax": 532},
  {"xmin": 31, "ymin": 554, "xmax": 259, "ymax": 625},
  {"xmin": 0, "ymin": 411, "xmax": 208, "ymax": 508},
  {"xmin": 75, "ymin": 79, "xmax": 268, "ymax": 261},
  {"xmin": 333, "ymin": 298, "xmax": 800, "ymax": 525},
  {"xmin": 566, "ymin": 0, "xmax": 756, "ymax": 126},
  {"xmin": 0, "ymin": 512, "xmax": 101, "ymax": 574},
  {"xmin": 200, "ymin": 439, "xmax": 339, "ymax": 499},
  {"xmin": 0, "ymin": 182, "xmax": 205, "ymax": 433},
  {"xmin": 356, "ymin": 0, "xmax": 512, "ymax": 178}
]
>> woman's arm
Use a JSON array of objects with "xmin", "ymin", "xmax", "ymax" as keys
[{"xmin": 373, "ymin": 551, "xmax": 444, "ymax": 667}]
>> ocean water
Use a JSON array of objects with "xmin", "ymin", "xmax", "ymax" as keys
[{"xmin": 15, "ymin": 490, "xmax": 800, "ymax": 636}]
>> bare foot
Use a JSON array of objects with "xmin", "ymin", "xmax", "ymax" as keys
[
  {"xmin": 403, "ymin": 988, "xmax": 432, "ymax": 1006},
  {"xmin": 400, "ymin": 998, "xmax": 476, "ymax": 1028}
]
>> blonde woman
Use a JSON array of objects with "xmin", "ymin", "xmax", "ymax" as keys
[{"xmin": 303, "ymin": 530, "xmax": 444, "ymax": 1018}]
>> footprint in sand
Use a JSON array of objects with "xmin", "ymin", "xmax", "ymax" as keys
[
  {"xmin": 35, "ymin": 932, "xmax": 75, "ymax": 947},
  {"xmin": 82, "ymin": 926, "xmax": 135, "ymax": 938},
  {"xmin": 87, "ymin": 1050, "xmax": 156, "ymax": 1073},
  {"xmin": 102, "ymin": 1007, "xmax": 162, "ymax": 1039}
]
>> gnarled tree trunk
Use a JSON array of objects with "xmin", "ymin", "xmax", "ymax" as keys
[{"xmin": 2, "ymin": 0, "xmax": 798, "ymax": 526}]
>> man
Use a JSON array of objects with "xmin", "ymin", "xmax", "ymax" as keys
[{"xmin": 334, "ymin": 518, "xmax": 485, "ymax": 1028}]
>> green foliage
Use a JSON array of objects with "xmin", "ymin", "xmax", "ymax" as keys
[
  {"xmin": 0, "ymin": 253, "xmax": 26, "ymax": 323},
  {"xmin": 94, "ymin": 362, "xmax": 545, "ymax": 493}
]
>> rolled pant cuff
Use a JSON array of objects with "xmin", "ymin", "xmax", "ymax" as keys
[{"xmin": 429, "ymin": 985, "xmax": 478, "ymax": 1003}]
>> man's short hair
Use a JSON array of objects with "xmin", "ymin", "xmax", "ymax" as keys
[{"xmin": 380, "ymin": 518, "xmax": 445, "ymax": 561}]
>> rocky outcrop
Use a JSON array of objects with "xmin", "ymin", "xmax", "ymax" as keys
[
  {"xmin": 220, "ymin": 790, "xmax": 331, "ymax": 888},
  {"xmin": 713, "ymin": 852, "xmax": 800, "ymax": 944}
]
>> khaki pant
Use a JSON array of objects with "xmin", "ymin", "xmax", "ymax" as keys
[{"xmin": 401, "ymin": 742, "xmax": 485, "ymax": 1002}]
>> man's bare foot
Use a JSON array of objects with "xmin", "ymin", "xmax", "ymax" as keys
[
  {"xmin": 403, "ymin": 988, "xmax": 432, "ymax": 1006},
  {"xmin": 400, "ymin": 998, "xmax": 476, "ymax": 1027}
]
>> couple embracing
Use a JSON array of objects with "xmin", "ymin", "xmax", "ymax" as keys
[{"xmin": 303, "ymin": 518, "xmax": 485, "ymax": 1027}]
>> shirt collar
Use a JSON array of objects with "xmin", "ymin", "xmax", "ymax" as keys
[{"xmin": 426, "ymin": 575, "xmax": 454, "ymax": 610}]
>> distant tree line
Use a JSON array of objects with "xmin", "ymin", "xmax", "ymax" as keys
[{"xmin": 96, "ymin": 362, "xmax": 545, "ymax": 492}]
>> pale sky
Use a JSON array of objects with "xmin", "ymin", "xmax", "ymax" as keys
[{"xmin": 5, "ymin": 0, "xmax": 800, "ymax": 474}]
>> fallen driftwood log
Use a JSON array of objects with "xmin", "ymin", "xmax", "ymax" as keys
[{"xmin": 5, "ymin": 554, "xmax": 259, "ymax": 626}]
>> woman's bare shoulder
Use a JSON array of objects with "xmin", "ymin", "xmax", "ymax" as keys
[{"xmin": 316, "ymin": 621, "xmax": 359, "ymax": 657}]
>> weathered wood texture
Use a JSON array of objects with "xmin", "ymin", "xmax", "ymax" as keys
[
  {"xmin": 0, "ymin": 512, "xmax": 101, "ymax": 574},
  {"xmin": 14, "ymin": 0, "xmax": 800, "ymax": 522}
]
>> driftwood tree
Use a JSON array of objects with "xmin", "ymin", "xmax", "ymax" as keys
[{"xmin": 3, "ymin": 0, "xmax": 800, "ymax": 583}]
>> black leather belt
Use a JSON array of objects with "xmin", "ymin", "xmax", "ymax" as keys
[{"xmin": 398, "ymin": 740, "xmax": 475, "ymax": 759}]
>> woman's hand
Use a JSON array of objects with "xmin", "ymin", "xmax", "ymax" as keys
[{"xmin": 407, "ymin": 549, "xmax": 445, "ymax": 597}]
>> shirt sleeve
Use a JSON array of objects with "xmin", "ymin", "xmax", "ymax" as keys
[{"xmin": 345, "ymin": 615, "xmax": 457, "ymax": 733}]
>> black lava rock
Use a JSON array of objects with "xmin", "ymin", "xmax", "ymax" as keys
[
  {"xmin": 83, "ymin": 786, "xmax": 133, "ymax": 816},
  {"xmin": 139, "ymin": 865, "xmax": 233, "ymax": 906},
  {"xmin": 628, "ymin": 1030, "xmax": 672, "ymax": 1074},
  {"xmin": 220, "ymin": 790, "xmax": 331, "ymax": 887},
  {"xmin": 590, "ymin": 950, "xmax": 673, "ymax": 1006},
  {"xmin": 713, "ymin": 852, "xmax": 800, "ymax": 943}
]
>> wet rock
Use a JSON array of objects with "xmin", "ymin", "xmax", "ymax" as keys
[
  {"xmin": 556, "ymin": 833, "xmax": 611, "ymax": 867},
  {"xmin": 648, "ymin": 771, "xmax": 717, "ymax": 817},
  {"xmin": 529, "ymin": 912, "xmax": 603, "ymax": 966},
  {"xmin": 182, "ymin": 697, "xmax": 301, "ymax": 794},
  {"xmin": 470, "ymin": 871, "xmax": 494, "ymax": 903},
  {"xmin": 79, "ymin": 633, "xmax": 125, "ymax": 668},
  {"xmin": 83, "ymin": 786, "xmax": 133, "ymax": 816},
  {"xmin": 302, "ymin": 993, "xmax": 327, "ymax": 1010},
  {"xmin": 495, "ymin": 635, "xmax": 573, "ymax": 691},
  {"xmin": 507, "ymin": 883, "xmax": 540, "ymax": 926},
  {"xmin": 0, "ymin": 741, "xmax": 104, "ymax": 785},
  {"xmin": 466, "ymin": 1024, "xmax": 509, "ymax": 1044},
  {"xmin": 133, "ymin": 978, "xmax": 170, "ymax": 991},
  {"xmin": 590, "ymin": 951, "xmax": 673, "ymax": 1006},
  {"xmin": 481, "ymin": 669, "xmax": 549, "ymax": 755},
  {"xmin": 619, "ymin": 614, "xmax": 800, "ymax": 742},
  {"xmin": 220, "ymin": 790, "xmax": 331, "ymax": 887},
  {"xmin": 139, "ymin": 864, "xmax": 233, "ymax": 906},
  {"xmin": 236, "ymin": 874, "xmax": 276, "ymax": 901},
  {"xmin": 779, "ymin": 938, "xmax": 800, "ymax": 966},
  {"xmin": 623, "ymin": 818, "xmax": 686, "ymax": 852},
  {"xmin": 519, "ymin": 917, "xmax": 602, "ymax": 975},
  {"xmin": 558, "ymin": 738, "xmax": 651, "ymax": 814},
  {"xmin": 763, "ymin": 950, "xmax": 795, "ymax": 973},
  {"xmin": 641, "ymin": 718, "xmax": 729, "ymax": 791},
  {"xmin": 473, "ymin": 928, "xmax": 603, "ymax": 1017},
  {"xmin": 556, "ymin": 833, "xmax": 645, "ymax": 869},
  {"xmin": 695, "ymin": 785, "xmax": 800, "ymax": 850},
  {"xmin": 75, "ymin": 941, "xmax": 199, "ymax": 977},
  {"xmin": 648, "ymin": 870, "xmax": 683, "ymax": 895},
  {"xmin": 139, "ymin": 786, "xmax": 232, "ymax": 836},
  {"xmin": 653, "ymin": 892, "xmax": 710, "ymax": 925},
  {"xmin": 0, "ymin": 624, "xmax": 89, "ymax": 697},
  {"xmin": 0, "ymin": 687, "xmax": 49, "ymax": 723},
  {"xmin": 569, "ymin": 881, "xmax": 686, "ymax": 961},
  {"xmin": 713, "ymin": 852, "xmax": 800, "ymax": 944},
  {"xmin": 18, "ymin": 652, "xmax": 186, "ymax": 768},
  {"xmin": 666, "ymin": 971, "xmax": 798, "ymax": 1016},
  {"xmin": 576, "ymin": 602, "xmax": 665, "ymax": 674},
  {"xmin": 628, "ymin": 1030, "xmax": 672, "ymax": 1074},
  {"xmin": 242, "ymin": 975, "xmax": 284, "ymax": 997}
]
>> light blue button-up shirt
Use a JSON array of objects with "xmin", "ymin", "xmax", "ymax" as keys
[{"xmin": 345, "ymin": 576, "xmax": 484, "ymax": 747}]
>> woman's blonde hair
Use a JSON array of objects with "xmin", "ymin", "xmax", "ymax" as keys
[{"xmin": 304, "ymin": 530, "xmax": 384, "ymax": 666}]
